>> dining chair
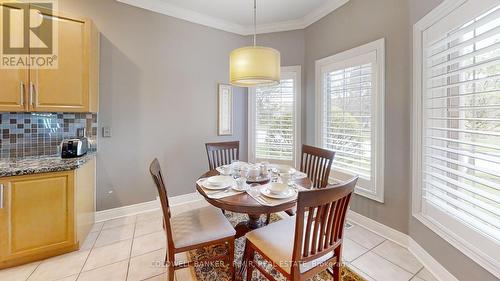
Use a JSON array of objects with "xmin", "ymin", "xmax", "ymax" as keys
[
  {"xmin": 243, "ymin": 177, "xmax": 358, "ymax": 281},
  {"xmin": 299, "ymin": 144, "xmax": 335, "ymax": 189},
  {"xmin": 205, "ymin": 141, "xmax": 240, "ymax": 170},
  {"xmin": 149, "ymin": 159, "xmax": 236, "ymax": 281}
]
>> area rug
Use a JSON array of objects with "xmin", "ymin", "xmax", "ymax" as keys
[{"xmin": 187, "ymin": 212, "xmax": 365, "ymax": 281}]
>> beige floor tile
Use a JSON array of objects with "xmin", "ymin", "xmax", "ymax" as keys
[
  {"xmin": 55, "ymin": 275, "xmax": 78, "ymax": 281},
  {"xmin": 352, "ymin": 252, "xmax": 413, "ymax": 281},
  {"xmin": 83, "ymin": 239, "xmax": 132, "ymax": 272},
  {"xmin": 345, "ymin": 225, "xmax": 385, "ymax": 249},
  {"xmin": 0, "ymin": 261, "xmax": 40, "ymax": 281},
  {"xmin": 136, "ymin": 210, "xmax": 163, "ymax": 222},
  {"xmin": 80, "ymin": 231, "xmax": 99, "ymax": 251},
  {"xmin": 89, "ymin": 222, "xmax": 104, "ymax": 233},
  {"xmin": 343, "ymin": 238, "xmax": 369, "ymax": 262},
  {"xmin": 94, "ymin": 224, "xmax": 135, "ymax": 248},
  {"xmin": 410, "ymin": 277, "xmax": 426, "ymax": 281},
  {"xmin": 132, "ymin": 231, "xmax": 166, "ymax": 257},
  {"xmin": 372, "ymin": 240, "xmax": 423, "ymax": 274},
  {"xmin": 135, "ymin": 217, "xmax": 163, "ymax": 237},
  {"xmin": 143, "ymin": 273, "xmax": 167, "ymax": 281},
  {"xmin": 102, "ymin": 216, "xmax": 137, "ymax": 230},
  {"xmin": 349, "ymin": 265, "xmax": 377, "ymax": 281},
  {"xmin": 27, "ymin": 250, "xmax": 90, "ymax": 281},
  {"xmin": 415, "ymin": 268, "xmax": 438, "ymax": 281},
  {"xmin": 78, "ymin": 260, "xmax": 128, "ymax": 281},
  {"xmin": 127, "ymin": 249, "xmax": 166, "ymax": 281}
]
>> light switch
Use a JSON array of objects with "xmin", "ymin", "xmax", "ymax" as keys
[{"xmin": 102, "ymin": 127, "xmax": 112, "ymax": 138}]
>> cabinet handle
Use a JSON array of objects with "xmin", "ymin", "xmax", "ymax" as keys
[
  {"xmin": 0, "ymin": 184, "xmax": 4, "ymax": 209},
  {"xmin": 29, "ymin": 82, "xmax": 36, "ymax": 106},
  {"xmin": 20, "ymin": 82, "xmax": 25, "ymax": 106}
]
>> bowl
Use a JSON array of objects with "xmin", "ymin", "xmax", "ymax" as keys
[{"xmin": 267, "ymin": 182, "xmax": 288, "ymax": 195}]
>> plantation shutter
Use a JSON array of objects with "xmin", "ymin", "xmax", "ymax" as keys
[
  {"xmin": 254, "ymin": 75, "xmax": 296, "ymax": 163},
  {"xmin": 421, "ymin": 0, "xmax": 500, "ymax": 260}
]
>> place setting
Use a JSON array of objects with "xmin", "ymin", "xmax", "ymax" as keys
[{"xmin": 212, "ymin": 160, "xmax": 308, "ymax": 206}]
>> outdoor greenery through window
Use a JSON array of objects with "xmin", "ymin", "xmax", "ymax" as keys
[
  {"xmin": 323, "ymin": 63, "xmax": 373, "ymax": 180},
  {"xmin": 423, "ymin": 3, "xmax": 500, "ymax": 242},
  {"xmin": 253, "ymin": 76, "xmax": 297, "ymax": 163}
]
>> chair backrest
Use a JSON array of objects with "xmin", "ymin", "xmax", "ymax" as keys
[
  {"xmin": 205, "ymin": 141, "xmax": 240, "ymax": 170},
  {"xmin": 149, "ymin": 159, "xmax": 174, "ymax": 250},
  {"xmin": 291, "ymin": 177, "xmax": 358, "ymax": 274},
  {"xmin": 299, "ymin": 145, "xmax": 335, "ymax": 188}
]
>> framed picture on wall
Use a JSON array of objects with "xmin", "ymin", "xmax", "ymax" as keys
[{"xmin": 218, "ymin": 84, "xmax": 233, "ymax": 136}]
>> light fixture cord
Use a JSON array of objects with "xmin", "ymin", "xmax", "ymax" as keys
[{"xmin": 253, "ymin": 0, "xmax": 257, "ymax": 46}]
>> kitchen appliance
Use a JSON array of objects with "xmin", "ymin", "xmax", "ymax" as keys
[{"xmin": 61, "ymin": 138, "xmax": 88, "ymax": 158}]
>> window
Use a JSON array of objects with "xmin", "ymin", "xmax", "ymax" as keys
[
  {"xmin": 413, "ymin": 0, "xmax": 500, "ymax": 275},
  {"xmin": 316, "ymin": 39, "xmax": 385, "ymax": 202},
  {"xmin": 249, "ymin": 66, "xmax": 301, "ymax": 166}
]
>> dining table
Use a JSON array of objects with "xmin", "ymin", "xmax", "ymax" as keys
[{"xmin": 196, "ymin": 168, "xmax": 312, "ymax": 238}]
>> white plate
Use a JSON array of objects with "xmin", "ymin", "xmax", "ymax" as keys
[
  {"xmin": 204, "ymin": 176, "xmax": 234, "ymax": 190},
  {"xmin": 261, "ymin": 187, "xmax": 297, "ymax": 199}
]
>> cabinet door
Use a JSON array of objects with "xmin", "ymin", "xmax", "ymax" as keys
[
  {"xmin": 0, "ymin": 181, "xmax": 8, "ymax": 262},
  {"xmin": 0, "ymin": 172, "xmax": 76, "ymax": 267},
  {"xmin": 0, "ymin": 4, "xmax": 28, "ymax": 112},
  {"xmin": 30, "ymin": 10, "xmax": 89, "ymax": 112}
]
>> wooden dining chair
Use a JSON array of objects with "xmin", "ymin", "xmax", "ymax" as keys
[
  {"xmin": 149, "ymin": 159, "xmax": 236, "ymax": 281},
  {"xmin": 205, "ymin": 141, "xmax": 240, "ymax": 170},
  {"xmin": 243, "ymin": 177, "xmax": 358, "ymax": 281},
  {"xmin": 299, "ymin": 144, "xmax": 335, "ymax": 189}
]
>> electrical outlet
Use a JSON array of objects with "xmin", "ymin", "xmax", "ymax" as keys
[{"xmin": 102, "ymin": 127, "xmax": 112, "ymax": 138}]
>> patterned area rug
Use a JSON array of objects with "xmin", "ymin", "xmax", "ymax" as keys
[{"xmin": 188, "ymin": 212, "xmax": 365, "ymax": 281}]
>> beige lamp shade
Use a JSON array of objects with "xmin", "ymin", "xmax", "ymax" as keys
[{"xmin": 230, "ymin": 46, "xmax": 281, "ymax": 87}]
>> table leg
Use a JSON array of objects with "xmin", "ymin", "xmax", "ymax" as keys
[{"xmin": 234, "ymin": 214, "xmax": 265, "ymax": 238}]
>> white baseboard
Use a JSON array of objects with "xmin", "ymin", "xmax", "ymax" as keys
[
  {"xmin": 408, "ymin": 239, "xmax": 459, "ymax": 281},
  {"xmin": 95, "ymin": 192, "xmax": 203, "ymax": 222},
  {"xmin": 347, "ymin": 210, "xmax": 458, "ymax": 281}
]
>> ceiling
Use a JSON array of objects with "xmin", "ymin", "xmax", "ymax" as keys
[{"xmin": 117, "ymin": 0, "xmax": 349, "ymax": 35}]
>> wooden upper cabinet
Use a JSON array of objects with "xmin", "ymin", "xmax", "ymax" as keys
[
  {"xmin": 0, "ymin": 4, "xmax": 99, "ymax": 113},
  {"xmin": 0, "ymin": 5, "xmax": 29, "ymax": 112}
]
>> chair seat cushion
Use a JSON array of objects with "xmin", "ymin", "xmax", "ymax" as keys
[
  {"xmin": 246, "ymin": 217, "xmax": 334, "ymax": 274},
  {"xmin": 171, "ymin": 206, "xmax": 235, "ymax": 249}
]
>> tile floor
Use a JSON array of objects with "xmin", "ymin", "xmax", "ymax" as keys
[{"xmin": 0, "ymin": 206, "xmax": 440, "ymax": 281}]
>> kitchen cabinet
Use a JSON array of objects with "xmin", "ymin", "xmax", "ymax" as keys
[
  {"xmin": 0, "ymin": 5, "xmax": 99, "ymax": 113},
  {"xmin": 0, "ymin": 157, "xmax": 95, "ymax": 269}
]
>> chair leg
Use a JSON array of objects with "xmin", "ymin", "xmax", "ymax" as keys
[
  {"xmin": 228, "ymin": 238, "xmax": 235, "ymax": 280},
  {"xmin": 332, "ymin": 247, "xmax": 342, "ymax": 281},
  {"xmin": 243, "ymin": 241, "xmax": 255, "ymax": 281},
  {"xmin": 168, "ymin": 265, "xmax": 175, "ymax": 281}
]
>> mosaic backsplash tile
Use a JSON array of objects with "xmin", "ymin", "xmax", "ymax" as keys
[{"xmin": 0, "ymin": 112, "xmax": 98, "ymax": 159}]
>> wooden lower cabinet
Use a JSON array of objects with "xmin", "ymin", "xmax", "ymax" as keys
[{"xmin": 0, "ymin": 157, "xmax": 95, "ymax": 269}]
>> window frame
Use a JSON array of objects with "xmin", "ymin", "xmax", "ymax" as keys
[
  {"xmin": 315, "ymin": 38, "xmax": 385, "ymax": 203},
  {"xmin": 248, "ymin": 65, "xmax": 302, "ymax": 167},
  {"xmin": 412, "ymin": 0, "xmax": 500, "ymax": 276}
]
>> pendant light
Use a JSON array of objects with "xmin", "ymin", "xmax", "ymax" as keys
[{"xmin": 229, "ymin": 0, "xmax": 280, "ymax": 87}]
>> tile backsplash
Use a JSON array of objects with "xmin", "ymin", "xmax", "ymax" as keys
[{"xmin": 0, "ymin": 112, "xmax": 98, "ymax": 159}]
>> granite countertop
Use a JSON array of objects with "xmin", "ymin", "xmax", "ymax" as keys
[{"xmin": 0, "ymin": 153, "xmax": 96, "ymax": 177}]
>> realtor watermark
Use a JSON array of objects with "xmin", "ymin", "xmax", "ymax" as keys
[{"xmin": 0, "ymin": 0, "xmax": 58, "ymax": 69}]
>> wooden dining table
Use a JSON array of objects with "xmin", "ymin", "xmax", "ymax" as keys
[{"xmin": 196, "ymin": 169, "xmax": 312, "ymax": 238}]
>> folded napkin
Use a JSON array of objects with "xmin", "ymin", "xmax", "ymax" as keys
[
  {"xmin": 246, "ymin": 183, "xmax": 308, "ymax": 206},
  {"xmin": 196, "ymin": 178, "xmax": 244, "ymax": 199}
]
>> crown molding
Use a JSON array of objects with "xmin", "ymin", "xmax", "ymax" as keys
[{"xmin": 116, "ymin": 0, "xmax": 349, "ymax": 35}]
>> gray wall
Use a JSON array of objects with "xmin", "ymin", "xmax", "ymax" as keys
[
  {"xmin": 58, "ymin": 0, "xmax": 248, "ymax": 210},
  {"xmin": 408, "ymin": 1, "xmax": 498, "ymax": 280},
  {"xmin": 304, "ymin": 0, "xmax": 411, "ymax": 233}
]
